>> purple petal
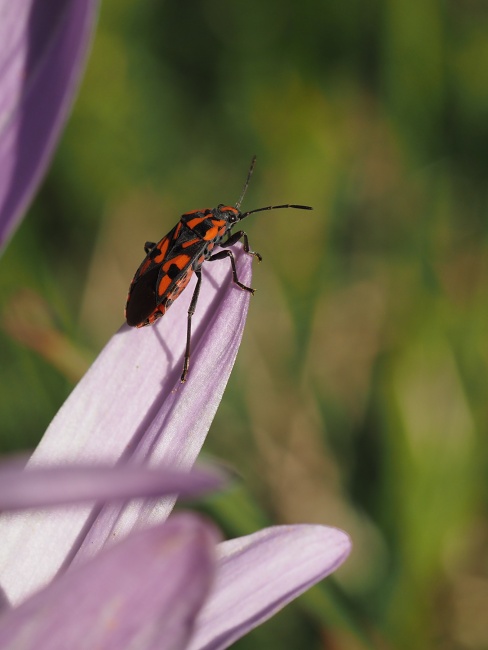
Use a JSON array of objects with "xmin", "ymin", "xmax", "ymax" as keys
[
  {"xmin": 0, "ymin": 247, "xmax": 252, "ymax": 604},
  {"xmin": 0, "ymin": 0, "xmax": 99, "ymax": 249},
  {"xmin": 188, "ymin": 525, "xmax": 352, "ymax": 650},
  {"xmin": 0, "ymin": 514, "xmax": 218, "ymax": 649},
  {"xmin": 0, "ymin": 460, "xmax": 226, "ymax": 510}
]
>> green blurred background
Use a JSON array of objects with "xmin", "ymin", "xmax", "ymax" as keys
[{"xmin": 2, "ymin": 0, "xmax": 488, "ymax": 648}]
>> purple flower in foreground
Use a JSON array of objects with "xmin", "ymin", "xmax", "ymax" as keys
[
  {"xmin": 0, "ymin": 466, "xmax": 350, "ymax": 649},
  {"xmin": 0, "ymin": 249, "xmax": 351, "ymax": 647},
  {"xmin": 0, "ymin": 0, "xmax": 98, "ymax": 249}
]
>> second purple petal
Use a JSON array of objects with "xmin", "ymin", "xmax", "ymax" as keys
[{"xmin": 188, "ymin": 524, "xmax": 352, "ymax": 650}]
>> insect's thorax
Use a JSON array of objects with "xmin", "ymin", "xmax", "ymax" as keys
[{"xmin": 180, "ymin": 207, "xmax": 236, "ymax": 260}]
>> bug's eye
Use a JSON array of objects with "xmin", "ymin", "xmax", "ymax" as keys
[
  {"xmin": 219, "ymin": 205, "xmax": 239, "ymax": 222},
  {"xmin": 228, "ymin": 208, "xmax": 242, "ymax": 223}
]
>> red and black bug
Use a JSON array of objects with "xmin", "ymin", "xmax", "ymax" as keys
[{"xmin": 125, "ymin": 156, "xmax": 312, "ymax": 382}]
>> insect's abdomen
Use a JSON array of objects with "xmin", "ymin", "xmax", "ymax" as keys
[{"xmin": 125, "ymin": 265, "xmax": 163, "ymax": 326}]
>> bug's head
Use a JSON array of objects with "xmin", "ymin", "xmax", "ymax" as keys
[{"xmin": 217, "ymin": 204, "xmax": 242, "ymax": 224}]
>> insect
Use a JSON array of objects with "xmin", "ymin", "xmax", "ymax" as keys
[{"xmin": 125, "ymin": 156, "xmax": 312, "ymax": 382}]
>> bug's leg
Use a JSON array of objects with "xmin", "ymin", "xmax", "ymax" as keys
[
  {"xmin": 220, "ymin": 230, "xmax": 262, "ymax": 262},
  {"xmin": 144, "ymin": 241, "xmax": 157, "ymax": 254},
  {"xmin": 181, "ymin": 269, "xmax": 202, "ymax": 383},
  {"xmin": 208, "ymin": 250, "xmax": 255, "ymax": 294}
]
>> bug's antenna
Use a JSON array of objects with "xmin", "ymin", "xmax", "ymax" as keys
[
  {"xmin": 235, "ymin": 155, "xmax": 257, "ymax": 210},
  {"xmin": 240, "ymin": 204, "xmax": 313, "ymax": 219}
]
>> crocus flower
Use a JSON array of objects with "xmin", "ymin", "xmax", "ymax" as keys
[
  {"xmin": 0, "ymin": 2, "xmax": 352, "ymax": 647},
  {"xmin": 0, "ymin": 249, "xmax": 352, "ymax": 647}
]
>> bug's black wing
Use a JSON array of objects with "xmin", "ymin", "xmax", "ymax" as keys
[{"xmin": 126, "ymin": 220, "xmax": 208, "ymax": 326}]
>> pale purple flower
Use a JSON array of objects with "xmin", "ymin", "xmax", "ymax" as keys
[
  {"xmin": 0, "ymin": 249, "xmax": 351, "ymax": 647},
  {"xmin": 0, "ymin": 0, "xmax": 98, "ymax": 249},
  {"xmin": 0, "ymin": 3, "xmax": 352, "ymax": 647}
]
